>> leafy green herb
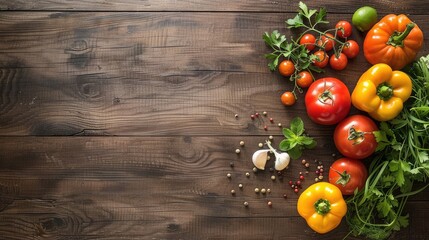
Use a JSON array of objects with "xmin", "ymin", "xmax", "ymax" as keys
[
  {"xmin": 278, "ymin": 117, "xmax": 316, "ymax": 159},
  {"xmin": 345, "ymin": 55, "xmax": 429, "ymax": 240}
]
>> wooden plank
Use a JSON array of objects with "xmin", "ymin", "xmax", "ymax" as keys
[
  {"xmin": 0, "ymin": 136, "xmax": 426, "ymax": 239},
  {"xmin": 1, "ymin": 12, "xmax": 428, "ymax": 136},
  {"xmin": 0, "ymin": 0, "xmax": 427, "ymax": 14}
]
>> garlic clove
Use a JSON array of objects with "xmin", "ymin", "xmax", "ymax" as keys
[
  {"xmin": 274, "ymin": 153, "xmax": 290, "ymax": 171},
  {"xmin": 252, "ymin": 149, "xmax": 270, "ymax": 170}
]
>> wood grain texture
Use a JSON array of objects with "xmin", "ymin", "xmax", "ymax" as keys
[
  {"xmin": 1, "ymin": 1, "xmax": 429, "ymax": 239},
  {"xmin": 0, "ymin": 0, "xmax": 427, "ymax": 14},
  {"xmin": 0, "ymin": 12, "xmax": 428, "ymax": 136},
  {"xmin": 0, "ymin": 136, "xmax": 426, "ymax": 239}
]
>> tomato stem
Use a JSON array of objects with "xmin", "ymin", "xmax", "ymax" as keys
[
  {"xmin": 348, "ymin": 126, "xmax": 365, "ymax": 145},
  {"xmin": 388, "ymin": 23, "xmax": 415, "ymax": 47},
  {"xmin": 331, "ymin": 167, "xmax": 351, "ymax": 187}
]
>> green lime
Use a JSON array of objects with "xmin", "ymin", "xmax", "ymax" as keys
[{"xmin": 352, "ymin": 6, "xmax": 378, "ymax": 32}]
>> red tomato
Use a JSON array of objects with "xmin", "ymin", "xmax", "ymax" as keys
[
  {"xmin": 330, "ymin": 53, "xmax": 348, "ymax": 71},
  {"xmin": 312, "ymin": 50, "xmax": 329, "ymax": 68},
  {"xmin": 299, "ymin": 33, "xmax": 316, "ymax": 51},
  {"xmin": 305, "ymin": 78, "xmax": 351, "ymax": 125},
  {"xmin": 317, "ymin": 33, "xmax": 335, "ymax": 51},
  {"xmin": 329, "ymin": 158, "xmax": 368, "ymax": 195},
  {"xmin": 334, "ymin": 115, "xmax": 378, "ymax": 159},
  {"xmin": 335, "ymin": 21, "xmax": 353, "ymax": 38},
  {"xmin": 296, "ymin": 71, "xmax": 313, "ymax": 88},
  {"xmin": 280, "ymin": 91, "xmax": 296, "ymax": 106},
  {"xmin": 278, "ymin": 60, "xmax": 295, "ymax": 77},
  {"xmin": 342, "ymin": 40, "xmax": 360, "ymax": 59}
]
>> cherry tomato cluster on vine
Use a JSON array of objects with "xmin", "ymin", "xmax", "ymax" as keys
[
  {"xmin": 279, "ymin": 20, "xmax": 360, "ymax": 107},
  {"xmin": 299, "ymin": 20, "xmax": 359, "ymax": 72}
]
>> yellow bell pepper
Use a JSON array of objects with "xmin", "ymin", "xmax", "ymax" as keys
[
  {"xmin": 351, "ymin": 64, "xmax": 412, "ymax": 121},
  {"xmin": 297, "ymin": 182, "xmax": 347, "ymax": 234}
]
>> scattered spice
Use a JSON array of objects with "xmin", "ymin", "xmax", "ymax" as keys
[
  {"xmin": 305, "ymin": 163, "xmax": 310, "ymax": 168},
  {"xmin": 271, "ymin": 175, "xmax": 276, "ymax": 180},
  {"xmin": 251, "ymin": 114, "xmax": 255, "ymax": 120},
  {"xmin": 227, "ymin": 173, "xmax": 232, "ymax": 178},
  {"xmin": 269, "ymin": 118, "xmax": 274, "ymax": 123},
  {"xmin": 263, "ymin": 111, "xmax": 268, "ymax": 116},
  {"xmin": 231, "ymin": 190, "xmax": 236, "ymax": 195},
  {"xmin": 245, "ymin": 172, "xmax": 250, "ymax": 177},
  {"xmin": 239, "ymin": 141, "xmax": 245, "ymax": 146},
  {"xmin": 264, "ymin": 125, "xmax": 268, "ymax": 131},
  {"xmin": 244, "ymin": 201, "xmax": 249, "ymax": 207},
  {"xmin": 252, "ymin": 167, "xmax": 258, "ymax": 173},
  {"xmin": 278, "ymin": 123, "xmax": 282, "ymax": 127},
  {"xmin": 238, "ymin": 184, "xmax": 243, "ymax": 188},
  {"xmin": 235, "ymin": 114, "xmax": 239, "ymax": 118},
  {"xmin": 267, "ymin": 201, "xmax": 273, "ymax": 206},
  {"xmin": 261, "ymin": 188, "xmax": 267, "ymax": 194},
  {"xmin": 267, "ymin": 188, "xmax": 271, "ymax": 193},
  {"xmin": 235, "ymin": 149, "xmax": 241, "ymax": 154},
  {"xmin": 255, "ymin": 188, "xmax": 260, "ymax": 193},
  {"xmin": 269, "ymin": 135, "xmax": 274, "ymax": 140},
  {"xmin": 230, "ymin": 162, "xmax": 234, "ymax": 168},
  {"xmin": 258, "ymin": 143, "xmax": 264, "ymax": 148},
  {"xmin": 283, "ymin": 194, "xmax": 288, "ymax": 199}
]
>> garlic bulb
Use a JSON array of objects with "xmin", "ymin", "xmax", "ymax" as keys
[
  {"xmin": 252, "ymin": 149, "xmax": 270, "ymax": 170},
  {"xmin": 266, "ymin": 141, "xmax": 290, "ymax": 171}
]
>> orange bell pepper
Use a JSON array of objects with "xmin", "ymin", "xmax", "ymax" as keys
[{"xmin": 363, "ymin": 14, "xmax": 424, "ymax": 70}]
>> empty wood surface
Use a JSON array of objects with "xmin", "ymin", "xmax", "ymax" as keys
[{"xmin": 0, "ymin": 0, "xmax": 428, "ymax": 239}]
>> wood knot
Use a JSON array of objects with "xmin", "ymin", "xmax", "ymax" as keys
[
  {"xmin": 65, "ymin": 39, "xmax": 95, "ymax": 68},
  {"xmin": 76, "ymin": 74, "xmax": 104, "ymax": 100}
]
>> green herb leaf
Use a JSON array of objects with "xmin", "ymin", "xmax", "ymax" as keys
[
  {"xmin": 314, "ymin": 8, "xmax": 327, "ymax": 24},
  {"xmin": 290, "ymin": 117, "xmax": 304, "ymax": 135},
  {"xmin": 376, "ymin": 200, "xmax": 391, "ymax": 218},
  {"xmin": 278, "ymin": 117, "xmax": 316, "ymax": 160}
]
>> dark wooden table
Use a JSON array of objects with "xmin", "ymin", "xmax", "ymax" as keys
[{"xmin": 0, "ymin": 1, "xmax": 428, "ymax": 239}]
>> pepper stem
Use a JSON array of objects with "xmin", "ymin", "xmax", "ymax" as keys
[
  {"xmin": 377, "ymin": 83, "xmax": 394, "ymax": 101},
  {"xmin": 388, "ymin": 23, "xmax": 415, "ymax": 47},
  {"xmin": 314, "ymin": 199, "xmax": 331, "ymax": 215}
]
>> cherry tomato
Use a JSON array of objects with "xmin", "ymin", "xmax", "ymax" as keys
[
  {"xmin": 335, "ymin": 21, "xmax": 353, "ymax": 38},
  {"xmin": 330, "ymin": 53, "xmax": 348, "ymax": 71},
  {"xmin": 280, "ymin": 91, "xmax": 296, "ymax": 106},
  {"xmin": 278, "ymin": 60, "xmax": 295, "ymax": 77},
  {"xmin": 305, "ymin": 77, "xmax": 351, "ymax": 125},
  {"xmin": 342, "ymin": 40, "xmax": 360, "ymax": 59},
  {"xmin": 297, "ymin": 71, "xmax": 313, "ymax": 88},
  {"xmin": 312, "ymin": 50, "xmax": 329, "ymax": 68},
  {"xmin": 317, "ymin": 33, "xmax": 335, "ymax": 51},
  {"xmin": 329, "ymin": 158, "xmax": 368, "ymax": 195},
  {"xmin": 333, "ymin": 115, "xmax": 378, "ymax": 159},
  {"xmin": 299, "ymin": 33, "xmax": 316, "ymax": 51}
]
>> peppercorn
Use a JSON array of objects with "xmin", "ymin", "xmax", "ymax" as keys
[
  {"xmin": 254, "ymin": 188, "xmax": 260, "ymax": 193},
  {"xmin": 269, "ymin": 135, "xmax": 273, "ymax": 140},
  {"xmin": 235, "ymin": 149, "xmax": 241, "ymax": 154},
  {"xmin": 320, "ymin": 168, "xmax": 324, "ymax": 173},
  {"xmin": 252, "ymin": 167, "xmax": 258, "ymax": 173},
  {"xmin": 235, "ymin": 114, "xmax": 239, "ymax": 118},
  {"xmin": 288, "ymin": 180, "xmax": 293, "ymax": 186},
  {"xmin": 245, "ymin": 172, "xmax": 250, "ymax": 177},
  {"xmin": 296, "ymin": 180, "xmax": 301, "ymax": 186},
  {"xmin": 263, "ymin": 111, "xmax": 267, "ymax": 116},
  {"xmin": 230, "ymin": 162, "xmax": 234, "ymax": 168},
  {"xmin": 238, "ymin": 184, "xmax": 243, "ymax": 189},
  {"xmin": 250, "ymin": 114, "xmax": 255, "ymax": 120},
  {"xmin": 227, "ymin": 173, "xmax": 231, "ymax": 178},
  {"xmin": 283, "ymin": 194, "xmax": 288, "ymax": 199},
  {"xmin": 271, "ymin": 175, "xmax": 276, "ymax": 181},
  {"xmin": 264, "ymin": 126, "xmax": 268, "ymax": 131},
  {"xmin": 243, "ymin": 201, "xmax": 249, "ymax": 207},
  {"xmin": 299, "ymin": 175, "xmax": 305, "ymax": 180},
  {"xmin": 305, "ymin": 163, "xmax": 310, "ymax": 168},
  {"xmin": 267, "ymin": 201, "xmax": 272, "ymax": 206},
  {"xmin": 239, "ymin": 141, "xmax": 245, "ymax": 146},
  {"xmin": 278, "ymin": 123, "xmax": 282, "ymax": 127},
  {"xmin": 269, "ymin": 167, "xmax": 274, "ymax": 172},
  {"xmin": 301, "ymin": 159, "xmax": 306, "ymax": 165},
  {"xmin": 315, "ymin": 178, "xmax": 319, "ymax": 182},
  {"xmin": 267, "ymin": 188, "xmax": 271, "ymax": 193},
  {"xmin": 231, "ymin": 190, "xmax": 236, "ymax": 195},
  {"xmin": 261, "ymin": 188, "xmax": 266, "ymax": 194},
  {"xmin": 255, "ymin": 112, "xmax": 259, "ymax": 117},
  {"xmin": 258, "ymin": 143, "xmax": 263, "ymax": 148},
  {"xmin": 319, "ymin": 175, "xmax": 324, "ymax": 180},
  {"xmin": 294, "ymin": 188, "xmax": 299, "ymax": 193}
]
